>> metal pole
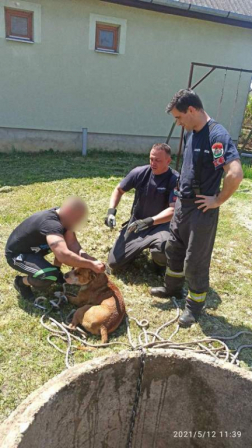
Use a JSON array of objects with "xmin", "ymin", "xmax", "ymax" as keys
[
  {"xmin": 166, "ymin": 121, "xmax": 176, "ymax": 144},
  {"xmin": 82, "ymin": 128, "xmax": 88, "ymax": 156},
  {"xmin": 191, "ymin": 67, "xmax": 216, "ymax": 90},
  {"xmin": 187, "ymin": 62, "xmax": 194, "ymax": 89},
  {"xmin": 176, "ymin": 130, "xmax": 185, "ymax": 171},
  {"xmin": 175, "ymin": 63, "xmax": 194, "ymax": 170},
  {"xmin": 191, "ymin": 62, "xmax": 252, "ymax": 74},
  {"xmin": 167, "ymin": 62, "xmax": 252, "ymax": 170}
]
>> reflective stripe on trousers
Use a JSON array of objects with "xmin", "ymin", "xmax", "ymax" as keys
[
  {"xmin": 166, "ymin": 267, "xmax": 185, "ymax": 278},
  {"xmin": 188, "ymin": 290, "xmax": 207, "ymax": 303}
]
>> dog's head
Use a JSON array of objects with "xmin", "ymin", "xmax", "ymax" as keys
[{"xmin": 64, "ymin": 268, "xmax": 96, "ymax": 285}]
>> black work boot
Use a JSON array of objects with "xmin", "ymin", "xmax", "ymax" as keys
[
  {"xmin": 150, "ymin": 286, "xmax": 169, "ymax": 298},
  {"xmin": 150, "ymin": 285, "xmax": 185, "ymax": 300},
  {"xmin": 179, "ymin": 300, "xmax": 205, "ymax": 327},
  {"xmin": 151, "ymin": 271, "xmax": 185, "ymax": 299},
  {"xmin": 14, "ymin": 276, "xmax": 35, "ymax": 302}
]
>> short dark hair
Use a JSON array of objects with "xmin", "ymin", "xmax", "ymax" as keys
[
  {"xmin": 151, "ymin": 143, "xmax": 171, "ymax": 157},
  {"xmin": 166, "ymin": 89, "xmax": 204, "ymax": 114}
]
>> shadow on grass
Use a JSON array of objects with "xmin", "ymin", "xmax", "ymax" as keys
[
  {"xmin": 16, "ymin": 283, "xmax": 73, "ymax": 319},
  {"xmin": 150, "ymin": 287, "xmax": 252, "ymax": 366},
  {"xmin": 200, "ymin": 291, "xmax": 252, "ymax": 366},
  {"xmin": 150, "ymin": 287, "xmax": 222, "ymax": 313},
  {"xmin": 14, "ymin": 276, "xmax": 252, "ymax": 365},
  {"xmin": 112, "ymin": 252, "xmax": 167, "ymax": 288},
  {"xmin": 200, "ymin": 315, "xmax": 252, "ymax": 366},
  {"xmin": 0, "ymin": 150, "xmax": 151, "ymax": 188}
]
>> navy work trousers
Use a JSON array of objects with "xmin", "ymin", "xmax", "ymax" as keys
[{"xmin": 165, "ymin": 198, "xmax": 219, "ymax": 302}]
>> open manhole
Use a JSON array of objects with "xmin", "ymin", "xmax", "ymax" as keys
[{"xmin": 1, "ymin": 350, "xmax": 252, "ymax": 448}]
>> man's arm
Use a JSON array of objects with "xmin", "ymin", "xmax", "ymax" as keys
[
  {"xmin": 195, "ymin": 159, "xmax": 243, "ymax": 212},
  {"xmin": 64, "ymin": 230, "xmax": 96, "ymax": 260},
  {"xmin": 46, "ymin": 235, "xmax": 105, "ymax": 273},
  {"xmin": 109, "ymin": 184, "xmax": 125, "ymax": 209},
  {"xmin": 152, "ymin": 203, "xmax": 175, "ymax": 225},
  {"xmin": 216, "ymin": 159, "xmax": 243, "ymax": 205},
  {"xmin": 64, "ymin": 230, "xmax": 81, "ymax": 252}
]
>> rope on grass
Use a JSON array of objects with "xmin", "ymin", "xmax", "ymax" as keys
[
  {"xmin": 37, "ymin": 291, "xmax": 252, "ymax": 369},
  {"xmin": 211, "ymin": 331, "xmax": 252, "ymax": 365}
]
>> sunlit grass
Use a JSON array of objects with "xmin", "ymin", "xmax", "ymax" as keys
[{"xmin": 0, "ymin": 150, "xmax": 252, "ymax": 423}]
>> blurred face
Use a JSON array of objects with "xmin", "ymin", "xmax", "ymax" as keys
[
  {"xmin": 171, "ymin": 106, "xmax": 198, "ymax": 131},
  {"xmin": 65, "ymin": 207, "xmax": 86, "ymax": 230},
  {"xmin": 60, "ymin": 199, "xmax": 87, "ymax": 230},
  {"xmin": 150, "ymin": 148, "xmax": 171, "ymax": 175}
]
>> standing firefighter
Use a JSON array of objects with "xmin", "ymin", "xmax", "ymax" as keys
[{"xmin": 151, "ymin": 89, "xmax": 243, "ymax": 327}]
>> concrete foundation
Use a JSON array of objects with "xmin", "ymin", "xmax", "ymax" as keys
[
  {"xmin": 1, "ymin": 350, "xmax": 252, "ymax": 448},
  {"xmin": 0, "ymin": 127, "xmax": 179, "ymax": 154}
]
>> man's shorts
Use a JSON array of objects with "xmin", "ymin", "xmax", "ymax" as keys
[{"xmin": 6, "ymin": 252, "xmax": 64, "ymax": 284}]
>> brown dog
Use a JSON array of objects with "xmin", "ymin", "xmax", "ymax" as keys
[{"xmin": 64, "ymin": 268, "xmax": 126, "ymax": 343}]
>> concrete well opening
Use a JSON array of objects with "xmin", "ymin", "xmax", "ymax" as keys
[{"xmin": 1, "ymin": 350, "xmax": 252, "ymax": 448}]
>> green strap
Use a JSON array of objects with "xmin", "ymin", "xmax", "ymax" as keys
[{"xmin": 33, "ymin": 267, "xmax": 58, "ymax": 279}]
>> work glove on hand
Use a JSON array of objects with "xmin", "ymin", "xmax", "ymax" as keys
[
  {"xmin": 105, "ymin": 208, "xmax": 117, "ymax": 229},
  {"xmin": 127, "ymin": 217, "xmax": 154, "ymax": 234}
]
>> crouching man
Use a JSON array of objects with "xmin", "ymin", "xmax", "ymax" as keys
[
  {"xmin": 5, "ymin": 197, "xmax": 105, "ymax": 302},
  {"xmin": 105, "ymin": 144, "xmax": 179, "ymax": 273}
]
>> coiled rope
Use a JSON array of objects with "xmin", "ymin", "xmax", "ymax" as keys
[{"xmin": 36, "ymin": 293, "xmax": 252, "ymax": 369}]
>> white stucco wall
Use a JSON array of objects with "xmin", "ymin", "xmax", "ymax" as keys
[{"xmin": 0, "ymin": 0, "xmax": 251, "ymax": 151}]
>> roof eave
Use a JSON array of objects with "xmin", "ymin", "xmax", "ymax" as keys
[{"xmin": 101, "ymin": 0, "xmax": 252, "ymax": 29}]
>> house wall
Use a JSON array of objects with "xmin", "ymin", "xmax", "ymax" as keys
[{"xmin": 0, "ymin": 0, "xmax": 251, "ymax": 153}]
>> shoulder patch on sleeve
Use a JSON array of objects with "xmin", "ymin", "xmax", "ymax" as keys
[{"xmin": 212, "ymin": 142, "xmax": 224, "ymax": 159}]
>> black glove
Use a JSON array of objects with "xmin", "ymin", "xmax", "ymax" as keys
[
  {"xmin": 105, "ymin": 208, "xmax": 117, "ymax": 229},
  {"xmin": 127, "ymin": 217, "xmax": 154, "ymax": 234}
]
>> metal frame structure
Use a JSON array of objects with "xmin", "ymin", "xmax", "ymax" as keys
[{"xmin": 167, "ymin": 62, "xmax": 252, "ymax": 170}]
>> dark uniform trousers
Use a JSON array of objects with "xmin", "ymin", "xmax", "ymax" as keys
[
  {"xmin": 108, "ymin": 223, "xmax": 170, "ymax": 270},
  {"xmin": 165, "ymin": 198, "xmax": 219, "ymax": 306},
  {"xmin": 6, "ymin": 253, "xmax": 64, "ymax": 289}
]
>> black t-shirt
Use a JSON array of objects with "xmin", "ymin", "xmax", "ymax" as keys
[
  {"xmin": 120, "ymin": 165, "xmax": 179, "ymax": 220},
  {"xmin": 5, "ymin": 208, "xmax": 66, "ymax": 257},
  {"xmin": 180, "ymin": 119, "xmax": 240, "ymax": 198}
]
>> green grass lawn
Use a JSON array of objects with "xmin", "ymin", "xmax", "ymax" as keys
[{"xmin": 0, "ymin": 150, "xmax": 252, "ymax": 423}]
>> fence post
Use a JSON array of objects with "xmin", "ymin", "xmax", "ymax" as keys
[{"xmin": 82, "ymin": 128, "xmax": 88, "ymax": 156}]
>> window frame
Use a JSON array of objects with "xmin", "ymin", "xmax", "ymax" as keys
[
  {"xmin": 95, "ymin": 23, "xmax": 119, "ymax": 53},
  {"xmin": 5, "ymin": 8, "xmax": 33, "ymax": 42}
]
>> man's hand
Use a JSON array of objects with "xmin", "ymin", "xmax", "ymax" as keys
[
  {"xmin": 195, "ymin": 195, "xmax": 220, "ymax": 213},
  {"xmin": 105, "ymin": 208, "xmax": 117, "ymax": 229},
  {"xmin": 127, "ymin": 217, "xmax": 154, "ymax": 234},
  {"xmin": 90, "ymin": 260, "xmax": 106, "ymax": 273}
]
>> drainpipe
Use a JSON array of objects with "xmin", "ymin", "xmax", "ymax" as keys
[{"xmin": 82, "ymin": 128, "xmax": 88, "ymax": 156}]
